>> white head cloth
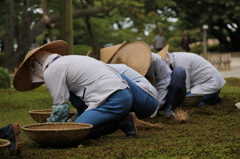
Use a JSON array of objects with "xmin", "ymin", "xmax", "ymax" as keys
[{"xmin": 28, "ymin": 52, "xmax": 61, "ymax": 82}]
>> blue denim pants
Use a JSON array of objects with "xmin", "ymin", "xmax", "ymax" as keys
[
  {"xmin": 187, "ymin": 89, "xmax": 221, "ymax": 107},
  {"xmin": 163, "ymin": 66, "xmax": 186, "ymax": 116},
  {"xmin": 120, "ymin": 74, "xmax": 158, "ymax": 119},
  {"xmin": 69, "ymin": 88, "xmax": 132, "ymax": 128}
]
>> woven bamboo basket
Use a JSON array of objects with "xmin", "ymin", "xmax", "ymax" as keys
[
  {"xmin": 29, "ymin": 109, "xmax": 77, "ymax": 123},
  {"xmin": 22, "ymin": 123, "xmax": 93, "ymax": 146},
  {"xmin": 181, "ymin": 95, "xmax": 203, "ymax": 107},
  {"xmin": 0, "ymin": 139, "xmax": 10, "ymax": 155}
]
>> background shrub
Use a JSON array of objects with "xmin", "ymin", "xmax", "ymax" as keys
[
  {"xmin": 0, "ymin": 52, "xmax": 4, "ymax": 67},
  {"xmin": 0, "ymin": 67, "xmax": 10, "ymax": 89},
  {"xmin": 73, "ymin": 45, "xmax": 92, "ymax": 55}
]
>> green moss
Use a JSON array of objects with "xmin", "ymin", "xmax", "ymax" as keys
[{"xmin": 0, "ymin": 78, "xmax": 240, "ymax": 158}]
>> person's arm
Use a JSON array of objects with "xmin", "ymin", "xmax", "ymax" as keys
[
  {"xmin": 163, "ymin": 36, "xmax": 166, "ymax": 47},
  {"xmin": 188, "ymin": 36, "xmax": 191, "ymax": 44},
  {"xmin": 44, "ymin": 69, "xmax": 71, "ymax": 123},
  {"xmin": 149, "ymin": 54, "xmax": 171, "ymax": 118},
  {"xmin": 180, "ymin": 37, "xmax": 184, "ymax": 49},
  {"xmin": 172, "ymin": 53, "xmax": 191, "ymax": 92},
  {"xmin": 175, "ymin": 57, "xmax": 190, "ymax": 93},
  {"xmin": 152, "ymin": 54, "xmax": 172, "ymax": 108},
  {"xmin": 182, "ymin": 62, "xmax": 190, "ymax": 93},
  {"xmin": 153, "ymin": 36, "xmax": 156, "ymax": 50},
  {"xmin": 47, "ymin": 104, "xmax": 70, "ymax": 123}
]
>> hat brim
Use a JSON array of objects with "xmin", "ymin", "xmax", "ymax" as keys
[
  {"xmin": 13, "ymin": 40, "xmax": 68, "ymax": 92},
  {"xmin": 86, "ymin": 50, "xmax": 92, "ymax": 57},
  {"xmin": 157, "ymin": 44, "xmax": 169, "ymax": 60},
  {"xmin": 100, "ymin": 41, "xmax": 126, "ymax": 63},
  {"xmin": 110, "ymin": 41, "xmax": 151, "ymax": 76}
]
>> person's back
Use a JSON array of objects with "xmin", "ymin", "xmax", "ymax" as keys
[
  {"xmin": 153, "ymin": 30, "xmax": 165, "ymax": 51},
  {"xmin": 107, "ymin": 63, "xmax": 158, "ymax": 100},
  {"xmin": 44, "ymin": 55, "xmax": 128, "ymax": 110},
  {"xmin": 170, "ymin": 52, "xmax": 225, "ymax": 93},
  {"xmin": 107, "ymin": 63, "xmax": 159, "ymax": 119},
  {"xmin": 107, "ymin": 64, "xmax": 150, "ymax": 83},
  {"xmin": 180, "ymin": 31, "xmax": 191, "ymax": 52}
]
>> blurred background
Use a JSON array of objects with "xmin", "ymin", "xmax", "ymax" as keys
[{"xmin": 0, "ymin": 0, "xmax": 239, "ymax": 73}]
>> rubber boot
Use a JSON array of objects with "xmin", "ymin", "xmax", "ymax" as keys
[
  {"xmin": 164, "ymin": 86, "xmax": 186, "ymax": 117},
  {"xmin": 83, "ymin": 113, "xmax": 137, "ymax": 140},
  {"xmin": 0, "ymin": 122, "xmax": 22, "ymax": 156}
]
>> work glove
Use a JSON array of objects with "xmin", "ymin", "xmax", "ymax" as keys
[{"xmin": 47, "ymin": 104, "xmax": 70, "ymax": 123}]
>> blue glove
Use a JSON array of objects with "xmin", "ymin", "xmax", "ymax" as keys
[
  {"xmin": 67, "ymin": 111, "xmax": 79, "ymax": 122},
  {"xmin": 47, "ymin": 104, "xmax": 70, "ymax": 123}
]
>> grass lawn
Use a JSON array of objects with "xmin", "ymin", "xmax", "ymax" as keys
[{"xmin": 0, "ymin": 78, "xmax": 240, "ymax": 159}]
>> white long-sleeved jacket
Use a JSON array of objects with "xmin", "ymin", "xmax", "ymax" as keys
[
  {"xmin": 43, "ymin": 55, "xmax": 128, "ymax": 110},
  {"xmin": 165, "ymin": 52, "xmax": 226, "ymax": 94},
  {"xmin": 107, "ymin": 64, "xmax": 159, "ymax": 101},
  {"xmin": 146, "ymin": 53, "xmax": 172, "ymax": 108}
]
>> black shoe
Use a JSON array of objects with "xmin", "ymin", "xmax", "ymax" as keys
[
  {"xmin": 205, "ymin": 96, "xmax": 222, "ymax": 105},
  {"xmin": 164, "ymin": 105, "xmax": 175, "ymax": 117},
  {"xmin": 1, "ymin": 123, "xmax": 22, "ymax": 156},
  {"xmin": 164, "ymin": 114, "xmax": 174, "ymax": 118},
  {"xmin": 214, "ymin": 96, "xmax": 222, "ymax": 104},
  {"xmin": 120, "ymin": 112, "xmax": 137, "ymax": 139}
]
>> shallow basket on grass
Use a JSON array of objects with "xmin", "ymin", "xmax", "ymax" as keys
[
  {"xmin": 0, "ymin": 139, "xmax": 10, "ymax": 155},
  {"xmin": 181, "ymin": 95, "xmax": 203, "ymax": 107},
  {"xmin": 29, "ymin": 109, "xmax": 77, "ymax": 123},
  {"xmin": 22, "ymin": 123, "xmax": 93, "ymax": 146}
]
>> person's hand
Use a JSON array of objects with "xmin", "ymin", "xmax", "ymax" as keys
[
  {"xmin": 47, "ymin": 104, "xmax": 70, "ymax": 123},
  {"xmin": 67, "ymin": 119, "xmax": 73, "ymax": 122}
]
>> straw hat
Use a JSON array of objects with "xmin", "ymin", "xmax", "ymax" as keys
[
  {"xmin": 110, "ymin": 41, "xmax": 152, "ymax": 76},
  {"xmin": 157, "ymin": 44, "xmax": 169, "ymax": 60},
  {"xmin": 100, "ymin": 41, "xmax": 126, "ymax": 63},
  {"xmin": 13, "ymin": 40, "xmax": 68, "ymax": 92},
  {"xmin": 86, "ymin": 50, "xmax": 92, "ymax": 57}
]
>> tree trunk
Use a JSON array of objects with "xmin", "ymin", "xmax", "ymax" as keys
[
  {"xmin": 4, "ymin": 0, "xmax": 15, "ymax": 72},
  {"xmin": 6, "ymin": 0, "xmax": 34, "ymax": 71},
  {"xmin": 59, "ymin": 0, "xmax": 73, "ymax": 54},
  {"xmin": 4, "ymin": 2, "xmax": 117, "ymax": 70},
  {"xmin": 83, "ymin": 16, "xmax": 100, "ymax": 59}
]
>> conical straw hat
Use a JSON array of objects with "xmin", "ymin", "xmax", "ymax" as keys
[
  {"xmin": 13, "ymin": 40, "xmax": 68, "ymax": 92},
  {"xmin": 157, "ymin": 44, "xmax": 169, "ymax": 60},
  {"xmin": 86, "ymin": 50, "xmax": 92, "ymax": 57},
  {"xmin": 100, "ymin": 41, "xmax": 126, "ymax": 63},
  {"xmin": 110, "ymin": 41, "xmax": 152, "ymax": 76}
]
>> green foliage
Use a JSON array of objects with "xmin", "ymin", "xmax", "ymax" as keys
[
  {"xmin": 1, "ymin": 78, "xmax": 240, "ymax": 158},
  {"xmin": 207, "ymin": 44, "xmax": 229, "ymax": 53},
  {"xmin": 191, "ymin": 44, "xmax": 203, "ymax": 54},
  {"xmin": 2, "ymin": 0, "xmax": 239, "ymax": 72},
  {"xmin": 73, "ymin": 45, "xmax": 92, "ymax": 55},
  {"xmin": 0, "ymin": 67, "xmax": 10, "ymax": 89},
  {"xmin": 172, "ymin": 0, "xmax": 240, "ymax": 51},
  {"xmin": 0, "ymin": 52, "xmax": 4, "ymax": 67}
]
